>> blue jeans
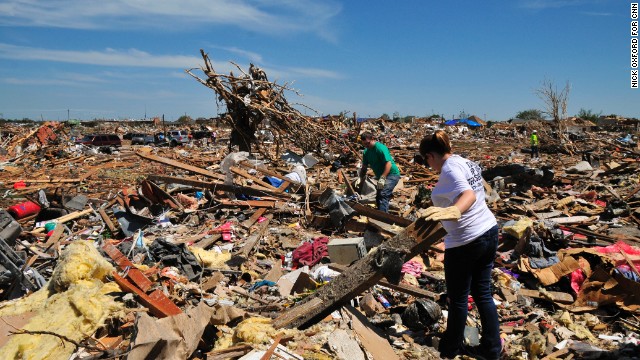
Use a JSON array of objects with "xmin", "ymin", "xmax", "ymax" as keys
[
  {"xmin": 376, "ymin": 174, "xmax": 400, "ymax": 213},
  {"xmin": 531, "ymin": 145, "xmax": 539, "ymax": 158},
  {"xmin": 439, "ymin": 225, "xmax": 501, "ymax": 359}
]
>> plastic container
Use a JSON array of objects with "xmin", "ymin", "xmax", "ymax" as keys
[
  {"xmin": 7, "ymin": 201, "xmax": 41, "ymax": 219},
  {"xmin": 13, "ymin": 181, "xmax": 26, "ymax": 190},
  {"xmin": 376, "ymin": 294, "xmax": 392, "ymax": 308}
]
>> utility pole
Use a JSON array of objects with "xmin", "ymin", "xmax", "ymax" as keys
[
  {"xmin": 67, "ymin": 109, "xmax": 70, "ymax": 121},
  {"xmin": 162, "ymin": 114, "xmax": 166, "ymax": 137}
]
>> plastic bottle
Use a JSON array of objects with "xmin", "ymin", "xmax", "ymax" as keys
[{"xmin": 376, "ymin": 293, "xmax": 391, "ymax": 308}]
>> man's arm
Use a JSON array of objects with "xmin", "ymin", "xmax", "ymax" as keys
[{"xmin": 380, "ymin": 161, "xmax": 391, "ymax": 179}]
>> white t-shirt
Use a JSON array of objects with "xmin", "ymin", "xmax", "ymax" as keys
[{"xmin": 431, "ymin": 155, "xmax": 497, "ymax": 249}]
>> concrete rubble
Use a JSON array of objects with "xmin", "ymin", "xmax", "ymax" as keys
[{"xmin": 1, "ymin": 113, "xmax": 640, "ymax": 360}]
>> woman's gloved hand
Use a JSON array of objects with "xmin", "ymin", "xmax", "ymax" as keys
[
  {"xmin": 377, "ymin": 176, "xmax": 386, "ymax": 190},
  {"xmin": 419, "ymin": 206, "xmax": 461, "ymax": 221}
]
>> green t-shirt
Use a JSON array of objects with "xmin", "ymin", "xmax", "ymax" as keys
[{"xmin": 363, "ymin": 142, "xmax": 400, "ymax": 179}]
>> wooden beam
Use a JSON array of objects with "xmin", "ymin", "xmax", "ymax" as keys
[
  {"xmin": 518, "ymin": 288, "xmax": 573, "ymax": 304},
  {"xmin": 193, "ymin": 234, "xmax": 222, "ymax": 249},
  {"xmin": 259, "ymin": 333, "xmax": 283, "ymax": 360},
  {"xmin": 346, "ymin": 201, "xmax": 412, "ymax": 227},
  {"xmin": 43, "ymin": 223, "xmax": 65, "ymax": 248},
  {"xmin": 230, "ymin": 166, "xmax": 279, "ymax": 190},
  {"xmin": 328, "ymin": 263, "xmax": 439, "ymax": 300},
  {"xmin": 147, "ymin": 174, "xmax": 292, "ymax": 200},
  {"xmin": 136, "ymin": 152, "xmax": 226, "ymax": 181},
  {"xmin": 272, "ymin": 218, "xmax": 446, "ymax": 329},
  {"xmin": 241, "ymin": 208, "xmax": 267, "ymax": 229},
  {"xmin": 217, "ymin": 199, "xmax": 278, "ymax": 208},
  {"xmin": 98, "ymin": 208, "xmax": 117, "ymax": 234},
  {"xmin": 275, "ymin": 180, "xmax": 291, "ymax": 193},
  {"xmin": 339, "ymin": 169, "xmax": 356, "ymax": 196},
  {"xmin": 31, "ymin": 208, "xmax": 94, "ymax": 234},
  {"xmin": 239, "ymin": 214, "xmax": 273, "ymax": 258}
]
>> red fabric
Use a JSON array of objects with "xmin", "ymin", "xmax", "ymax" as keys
[
  {"xmin": 570, "ymin": 268, "xmax": 585, "ymax": 294},
  {"xmin": 292, "ymin": 237, "xmax": 329, "ymax": 267},
  {"xmin": 595, "ymin": 241, "xmax": 640, "ymax": 256}
]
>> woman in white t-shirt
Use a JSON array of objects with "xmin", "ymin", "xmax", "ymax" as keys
[{"xmin": 419, "ymin": 130, "xmax": 501, "ymax": 360}]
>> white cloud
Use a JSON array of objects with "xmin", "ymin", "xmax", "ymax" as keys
[
  {"xmin": 0, "ymin": 43, "xmax": 342, "ymax": 81},
  {"xmin": 0, "ymin": 0, "xmax": 341, "ymax": 39},
  {"xmin": 3, "ymin": 77, "xmax": 80, "ymax": 86},
  {"xmin": 2, "ymin": 72, "xmax": 108, "ymax": 86},
  {"xmin": 581, "ymin": 11, "xmax": 612, "ymax": 16},
  {"xmin": 518, "ymin": 0, "xmax": 599, "ymax": 9},
  {"xmin": 0, "ymin": 43, "xmax": 204, "ymax": 68},
  {"xmin": 285, "ymin": 67, "xmax": 342, "ymax": 80},
  {"xmin": 209, "ymin": 46, "xmax": 264, "ymax": 63}
]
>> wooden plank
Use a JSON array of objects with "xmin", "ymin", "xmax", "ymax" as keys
[
  {"xmin": 344, "ymin": 305, "xmax": 400, "ymax": 360},
  {"xmin": 518, "ymin": 288, "xmax": 574, "ymax": 304},
  {"xmin": 604, "ymin": 185, "xmax": 622, "ymax": 200},
  {"xmin": 206, "ymin": 344, "xmax": 253, "ymax": 360},
  {"xmin": 328, "ymin": 263, "xmax": 439, "ymax": 300},
  {"xmin": 624, "ymin": 184, "xmax": 640, "ymax": 201},
  {"xmin": 31, "ymin": 208, "xmax": 93, "ymax": 234},
  {"xmin": 230, "ymin": 166, "xmax": 279, "ymax": 190},
  {"xmin": 136, "ymin": 152, "xmax": 226, "ymax": 181},
  {"xmin": 192, "ymin": 232, "xmax": 222, "ymax": 249},
  {"xmin": 598, "ymin": 162, "xmax": 631, "ymax": 176},
  {"xmin": 273, "ymin": 218, "xmax": 446, "ymax": 329},
  {"xmin": 43, "ymin": 223, "xmax": 65, "ymax": 248},
  {"xmin": 218, "ymin": 199, "xmax": 277, "ymax": 208},
  {"xmin": 98, "ymin": 208, "xmax": 117, "ymax": 234},
  {"xmin": 242, "ymin": 208, "xmax": 267, "ymax": 229},
  {"xmin": 146, "ymin": 174, "xmax": 292, "ymax": 200},
  {"xmin": 275, "ymin": 180, "xmax": 291, "ymax": 193},
  {"xmin": 540, "ymin": 348, "xmax": 569, "ymax": 360},
  {"xmin": 259, "ymin": 333, "xmax": 283, "ymax": 360},
  {"xmin": 239, "ymin": 214, "xmax": 273, "ymax": 258},
  {"xmin": 346, "ymin": 201, "xmax": 412, "ymax": 227},
  {"xmin": 339, "ymin": 169, "xmax": 356, "ymax": 196}
]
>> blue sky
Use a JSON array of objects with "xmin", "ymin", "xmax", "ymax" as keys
[{"xmin": 0, "ymin": 0, "xmax": 636, "ymax": 121}]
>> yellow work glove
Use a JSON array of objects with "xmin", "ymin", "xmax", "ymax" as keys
[
  {"xmin": 419, "ymin": 206, "xmax": 462, "ymax": 221},
  {"xmin": 377, "ymin": 176, "xmax": 386, "ymax": 190}
]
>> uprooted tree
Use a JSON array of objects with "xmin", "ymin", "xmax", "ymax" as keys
[{"xmin": 186, "ymin": 49, "xmax": 355, "ymax": 159}]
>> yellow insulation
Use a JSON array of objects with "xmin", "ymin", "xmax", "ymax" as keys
[{"xmin": 0, "ymin": 241, "xmax": 123, "ymax": 360}]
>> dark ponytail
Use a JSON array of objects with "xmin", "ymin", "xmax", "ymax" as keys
[{"xmin": 419, "ymin": 130, "xmax": 451, "ymax": 157}]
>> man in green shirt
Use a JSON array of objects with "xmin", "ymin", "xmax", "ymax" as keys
[{"xmin": 358, "ymin": 131, "xmax": 401, "ymax": 213}]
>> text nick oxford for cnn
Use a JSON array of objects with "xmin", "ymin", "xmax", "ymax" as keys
[{"xmin": 631, "ymin": 3, "xmax": 638, "ymax": 88}]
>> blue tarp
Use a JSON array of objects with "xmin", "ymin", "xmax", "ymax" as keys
[{"xmin": 444, "ymin": 118, "xmax": 483, "ymax": 127}]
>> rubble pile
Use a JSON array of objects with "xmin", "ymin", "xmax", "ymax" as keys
[
  {"xmin": 187, "ymin": 50, "xmax": 355, "ymax": 158},
  {"xmin": 1, "ymin": 115, "xmax": 640, "ymax": 360}
]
